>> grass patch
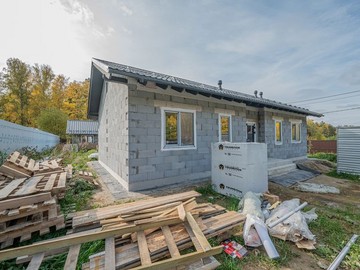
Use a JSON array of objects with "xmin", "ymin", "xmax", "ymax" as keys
[
  {"xmin": 61, "ymin": 149, "xmax": 97, "ymax": 171},
  {"xmin": 195, "ymin": 184, "xmax": 239, "ymax": 211},
  {"xmin": 326, "ymin": 169, "xmax": 360, "ymax": 182},
  {"xmin": 309, "ymin": 205, "xmax": 360, "ymax": 269},
  {"xmin": 308, "ymin": 152, "xmax": 337, "ymax": 163}
]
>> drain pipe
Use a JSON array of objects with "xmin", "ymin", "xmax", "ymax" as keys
[
  {"xmin": 327, "ymin": 234, "xmax": 359, "ymax": 270},
  {"xmin": 267, "ymin": 202, "xmax": 308, "ymax": 228}
]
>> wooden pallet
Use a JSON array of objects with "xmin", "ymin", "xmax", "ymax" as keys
[
  {"xmin": 0, "ymin": 152, "xmax": 64, "ymax": 178},
  {"xmin": 0, "ymin": 192, "xmax": 65, "ymax": 249},
  {"xmin": 0, "ymin": 172, "xmax": 67, "ymax": 200},
  {"xmin": 78, "ymin": 171, "xmax": 99, "ymax": 187},
  {"xmin": 0, "ymin": 213, "xmax": 222, "ymax": 270}
]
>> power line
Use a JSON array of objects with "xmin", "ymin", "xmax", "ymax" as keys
[
  {"xmin": 321, "ymin": 106, "xmax": 360, "ymax": 114},
  {"xmin": 303, "ymin": 93, "xmax": 360, "ymax": 106},
  {"xmin": 290, "ymin": 89, "xmax": 360, "ymax": 104}
]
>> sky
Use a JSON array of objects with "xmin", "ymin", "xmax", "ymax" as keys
[{"xmin": 0, "ymin": 0, "xmax": 359, "ymax": 126}]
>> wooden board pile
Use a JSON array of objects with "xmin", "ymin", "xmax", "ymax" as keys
[
  {"xmin": 0, "ymin": 151, "xmax": 69, "ymax": 248},
  {"xmin": 0, "ymin": 191, "xmax": 246, "ymax": 270},
  {"xmin": 0, "ymin": 151, "xmax": 64, "ymax": 178}
]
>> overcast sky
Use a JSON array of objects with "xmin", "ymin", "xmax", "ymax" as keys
[{"xmin": 1, "ymin": 0, "xmax": 359, "ymax": 126}]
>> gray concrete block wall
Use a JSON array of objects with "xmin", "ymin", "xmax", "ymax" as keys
[
  {"xmin": 127, "ymin": 87, "xmax": 248, "ymax": 191},
  {"xmin": 262, "ymin": 110, "xmax": 307, "ymax": 159},
  {"xmin": 98, "ymin": 82, "xmax": 129, "ymax": 184}
]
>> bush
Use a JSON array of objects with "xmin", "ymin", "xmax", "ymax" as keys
[
  {"xmin": 308, "ymin": 152, "xmax": 337, "ymax": 163},
  {"xmin": 37, "ymin": 108, "xmax": 67, "ymax": 139}
]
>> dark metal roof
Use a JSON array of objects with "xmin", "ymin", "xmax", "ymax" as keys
[
  {"xmin": 88, "ymin": 58, "xmax": 323, "ymax": 117},
  {"xmin": 66, "ymin": 120, "xmax": 98, "ymax": 135}
]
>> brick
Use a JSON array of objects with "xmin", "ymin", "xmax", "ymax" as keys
[{"xmin": 138, "ymin": 165, "xmax": 156, "ymax": 173}]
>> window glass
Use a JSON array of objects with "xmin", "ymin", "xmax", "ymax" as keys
[
  {"xmin": 275, "ymin": 121, "xmax": 282, "ymax": 142},
  {"xmin": 165, "ymin": 112, "xmax": 178, "ymax": 144},
  {"xmin": 292, "ymin": 123, "xmax": 301, "ymax": 142},
  {"xmin": 181, "ymin": 112, "xmax": 194, "ymax": 145},
  {"xmin": 220, "ymin": 115, "xmax": 230, "ymax": 142}
]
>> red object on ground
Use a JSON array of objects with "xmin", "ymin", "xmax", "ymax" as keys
[{"xmin": 221, "ymin": 240, "xmax": 248, "ymax": 259}]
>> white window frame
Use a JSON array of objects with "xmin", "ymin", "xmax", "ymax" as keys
[
  {"xmin": 161, "ymin": 107, "xmax": 197, "ymax": 151},
  {"xmin": 274, "ymin": 119, "xmax": 283, "ymax": 145},
  {"xmin": 290, "ymin": 119, "xmax": 302, "ymax": 143},
  {"xmin": 218, "ymin": 113, "xmax": 232, "ymax": 142},
  {"xmin": 246, "ymin": 121, "xmax": 257, "ymax": 142}
]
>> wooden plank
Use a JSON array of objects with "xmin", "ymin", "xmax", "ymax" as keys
[
  {"xmin": 26, "ymin": 252, "xmax": 44, "ymax": 270},
  {"xmin": 177, "ymin": 204, "xmax": 186, "ymax": 221},
  {"xmin": 137, "ymin": 231, "xmax": 151, "ymax": 266},
  {"xmin": 161, "ymin": 226, "xmax": 180, "ymax": 258},
  {"xmin": 0, "ymin": 165, "xmax": 31, "ymax": 178},
  {"xmin": 44, "ymin": 174, "xmax": 57, "ymax": 191},
  {"xmin": 0, "ymin": 192, "xmax": 52, "ymax": 211},
  {"xmin": 27, "ymin": 159, "xmax": 35, "ymax": 171},
  {"xmin": 19, "ymin": 156, "xmax": 28, "ymax": 168},
  {"xmin": 105, "ymin": 237, "xmax": 115, "ymax": 270},
  {"xmin": 57, "ymin": 172, "xmax": 67, "ymax": 188},
  {"xmin": 0, "ymin": 178, "xmax": 27, "ymax": 200},
  {"xmin": 72, "ymin": 191, "xmax": 200, "ymax": 229},
  {"xmin": 185, "ymin": 213, "xmax": 212, "ymax": 251},
  {"xmin": 12, "ymin": 176, "xmax": 44, "ymax": 196},
  {"xmin": 64, "ymin": 244, "xmax": 81, "ymax": 270},
  {"xmin": 33, "ymin": 162, "xmax": 39, "ymax": 172},
  {"xmin": 184, "ymin": 222, "xmax": 203, "ymax": 252},
  {"xmin": 132, "ymin": 246, "xmax": 223, "ymax": 270},
  {"xmin": 8, "ymin": 152, "xmax": 20, "ymax": 163},
  {"xmin": 0, "ymin": 217, "xmax": 182, "ymax": 261}
]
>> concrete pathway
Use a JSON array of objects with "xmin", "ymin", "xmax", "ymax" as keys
[{"xmin": 89, "ymin": 161, "xmax": 209, "ymax": 201}]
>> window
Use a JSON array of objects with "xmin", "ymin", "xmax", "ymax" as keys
[
  {"xmin": 219, "ymin": 114, "xmax": 232, "ymax": 142},
  {"xmin": 291, "ymin": 122, "xmax": 301, "ymax": 143},
  {"xmin": 275, "ymin": 120, "xmax": 282, "ymax": 144},
  {"xmin": 161, "ymin": 108, "xmax": 196, "ymax": 150},
  {"xmin": 246, "ymin": 122, "xmax": 257, "ymax": 142}
]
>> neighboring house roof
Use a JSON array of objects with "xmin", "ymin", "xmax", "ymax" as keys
[
  {"xmin": 88, "ymin": 58, "xmax": 323, "ymax": 118},
  {"xmin": 66, "ymin": 120, "xmax": 98, "ymax": 135}
]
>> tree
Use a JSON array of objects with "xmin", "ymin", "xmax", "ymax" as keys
[
  {"xmin": 0, "ymin": 58, "xmax": 32, "ymax": 125},
  {"xmin": 29, "ymin": 64, "xmax": 55, "ymax": 126},
  {"xmin": 307, "ymin": 119, "xmax": 336, "ymax": 140},
  {"xmin": 37, "ymin": 108, "xmax": 68, "ymax": 139},
  {"xmin": 63, "ymin": 79, "xmax": 89, "ymax": 119},
  {"xmin": 50, "ymin": 75, "xmax": 68, "ymax": 110}
]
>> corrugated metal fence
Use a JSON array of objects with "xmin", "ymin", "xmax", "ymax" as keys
[
  {"xmin": 0, "ymin": 119, "xmax": 59, "ymax": 154},
  {"xmin": 308, "ymin": 140, "xmax": 337, "ymax": 153},
  {"xmin": 337, "ymin": 127, "xmax": 360, "ymax": 175}
]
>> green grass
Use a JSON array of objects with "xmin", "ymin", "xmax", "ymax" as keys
[
  {"xmin": 61, "ymin": 149, "xmax": 97, "ymax": 171},
  {"xmin": 308, "ymin": 152, "xmax": 337, "ymax": 163},
  {"xmin": 326, "ymin": 169, "xmax": 360, "ymax": 182}
]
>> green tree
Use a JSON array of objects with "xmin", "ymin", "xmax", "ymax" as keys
[
  {"xmin": 63, "ymin": 79, "xmax": 89, "ymax": 119},
  {"xmin": 0, "ymin": 58, "xmax": 32, "ymax": 125},
  {"xmin": 29, "ymin": 64, "xmax": 55, "ymax": 126},
  {"xmin": 50, "ymin": 75, "xmax": 68, "ymax": 110},
  {"xmin": 37, "ymin": 108, "xmax": 67, "ymax": 139}
]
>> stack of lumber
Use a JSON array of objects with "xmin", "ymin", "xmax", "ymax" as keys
[
  {"xmin": 0, "ymin": 152, "xmax": 69, "ymax": 248},
  {"xmin": 78, "ymin": 170, "xmax": 99, "ymax": 187},
  {"xmin": 0, "ymin": 192, "xmax": 65, "ymax": 248},
  {"xmin": 0, "ymin": 191, "xmax": 245, "ymax": 269},
  {"xmin": 0, "ymin": 151, "xmax": 64, "ymax": 178}
]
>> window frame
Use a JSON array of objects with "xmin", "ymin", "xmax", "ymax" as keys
[
  {"xmin": 274, "ymin": 119, "xmax": 283, "ymax": 145},
  {"xmin": 291, "ymin": 120, "xmax": 302, "ymax": 143},
  {"xmin": 218, "ymin": 113, "xmax": 232, "ymax": 142},
  {"xmin": 161, "ymin": 107, "xmax": 197, "ymax": 151}
]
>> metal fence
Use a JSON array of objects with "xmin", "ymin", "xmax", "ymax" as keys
[
  {"xmin": 337, "ymin": 127, "xmax": 360, "ymax": 175},
  {"xmin": 308, "ymin": 140, "xmax": 337, "ymax": 154},
  {"xmin": 0, "ymin": 119, "xmax": 59, "ymax": 154}
]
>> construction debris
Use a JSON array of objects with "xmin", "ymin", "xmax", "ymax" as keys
[
  {"xmin": 294, "ymin": 183, "xmax": 340, "ymax": 194},
  {"xmin": 0, "ymin": 190, "xmax": 245, "ymax": 270},
  {"xmin": 0, "ymin": 151, "xmax": 69, "ymax": 248}
]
